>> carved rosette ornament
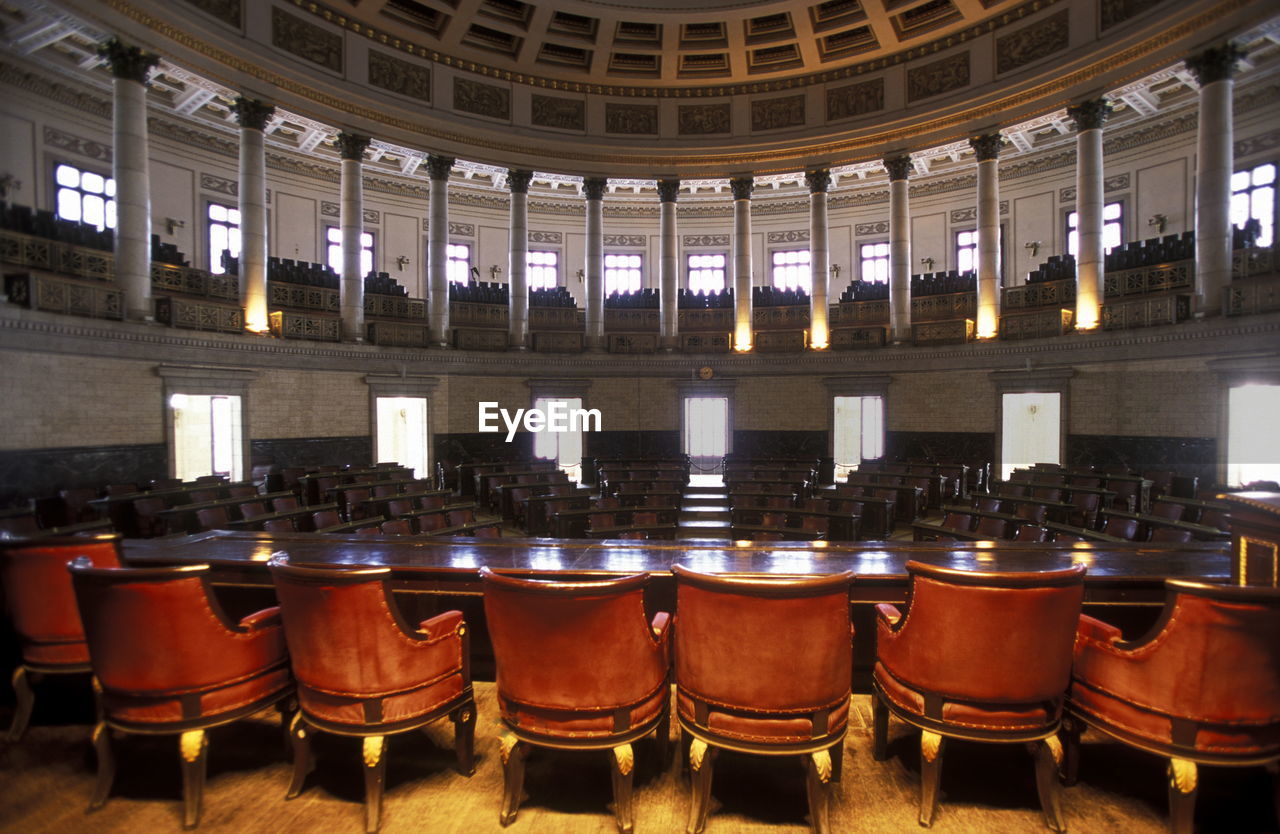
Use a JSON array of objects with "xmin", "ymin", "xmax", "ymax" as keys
[
  {"xmin": 1066, "ymin": 98, "xmax": 1111, "ymax": 132},
  {"xmin": 657, "ymin": 178, "xmax": 680, "ymax": 203},
  {"xmin": 1184, "ymin": 43, "xmax": 1246, "ymax": 86},
  {"xmin": 336, "ymin": 131, "xmax": 371, "ymax": 161},
  {"xmin": 883, "ymin": 155, "xmax": 913, "ymax": 182},
  {"xmin": 582, "ymin": 177, "xmax": 608, "ymax": 201},
  {"xmin": 98, "ymin": 38, "xmax": 158, "ymax": 85},
  {"xmin": 805, "ymin": 168, "xmax": 832, "ymax": 194},
  {"xmin": 426, "ymin": 154, "xmax": 455, "ymax": 181},
  {"xmin": 729, "ymin": 176, "xmax": 755, "ymax": 201},
  {"xmin": 969, "ymin": 133, "xmax": 1003, "ymax": 162},
  {"xmin": 232, "ymin": 97, "xmax": 275, "ymax": 131},
  {"xmin": 506, "ymin": 169, "xmax": 533, "ymax": 194}
]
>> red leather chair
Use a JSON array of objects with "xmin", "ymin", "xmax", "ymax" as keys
[
  {"xmin": 0, "ymin": 534, "xmax": 122, "ymax": 740},
  {"xmin": 481, "ymin": 567, "xmax": 671, "ymax": 832},
  {"xmin": 872, "ymin": 561, "xmax": 1085, "ymax": 830},
  {"xmin": 380, "ymin": 519, "xmax": 412, "ymax": 536},
  {"xmin": 196, "ymin": 506, "xmax": 230, "ymax": 530},
  {"xmin": 268, "ymin": 556, "xmax": 475, "ymax": 832},
  {"xmin": 69, "ymin": 561, "xmax": 291, "ymax": 828},
  {"xmin": 1065, "ymin": 581, "xmax": 1280, "ymax": 834},
  {"xmin": 1014, "ymin": 525, "xmax": 1050, "ymax": 542},
  {"xmin": 311, "ymin": 509, "xmax": 342, "ymax": 530},
  {"xmin": 263, "ymin": 518, "xmax": 296, "ymax": 534},
  {"xmin": 672, "ymin": 564, "xmax": 854, "ymax": 834}
]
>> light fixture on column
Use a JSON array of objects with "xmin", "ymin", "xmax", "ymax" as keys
[
  {"xmin": 164, "ymin": 218, "xmax": 185, "ymax": 236},
  {"xmin": 1148, "ymin": 214, "xmax": 1167, "ymax": 234},
  {"xmin": 395, "ymin": 255, "xmax": 411, "ymax": 271},
  {"xmin": 1025, "ymin": 241, "xmax": 1042, "ymax": 258}
]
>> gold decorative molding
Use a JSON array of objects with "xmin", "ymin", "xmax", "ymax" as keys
[
  {"xmin": 811, "ymin": 749, "xmax": 833, "ymax": 783},
  {"xmin": 1168, "ymin": 757, "xmax": 1198, "ymax": 794},
  {"xmin": 362, "ymin": 735, "xmax": 385, "ymax": 768},
  {"xmin": 499, "ymin": 732, "xmax": 519, "ymax": 764},
  {"xmin": 689, "ymin": 738, "xmax": 708, "ymax": 771},
  {"xmin": 921, "ymin": 730, "xmax": 943, "ymax": 763},
  {"xmin": 180, "ymin": 729, "xmax": 205, "ymax": 763},
  {"xmin": 612, "ymin": 743, "xmax": 634, "ymax": 776},
  {"xmin": 1044, "ymin": 734, "xmax": 1064, "ymax": 766}
]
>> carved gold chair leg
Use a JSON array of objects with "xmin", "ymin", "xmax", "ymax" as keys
[
  {"xmin": 7, "ymin": 666, "xmax": 34, "ymax": 742},
  {"xmin": 362, "ymin": 735, "xmax": 386, "ymax": 834},
  {"xmin": 285, "ymin": 713, "xmax": 314, "ymax": 800},
  {"xmin": 1166, "ymin": 757, "xmax": 1197, "ymax": 834},
  {"xmin": 451, "ymin": 701, "xmax": 477, "ymax": 776},
  {"xmin": 610, "ymin": 743, "xmax": 636, "ymax": 834},
  {"xmin": 805, "ymin": 748, "xmax": 834, "ymax": 834},
  {"xmin": 918, "ymin": 730, "xmax": 946, "ymax": 828},
  {"xmin": 88, "ymin": 720, "xmax": 115, "ymax": 811},
  {"xmin": 179, "ymin": 728, "xmax": 208, "ymax": 830},
  {"xmin": 499, "ymin": 735, "xmax": 528, "ymax": 827},
  {"xmin": 1030, "ymin": 737, "xmax": 1067, "ymax": 833},
  {"xmin": 871, "ymin": 694, "xmax": 889, "ymax": 762},
  {"xmin": 686, "ymin": 738, "xmax": 718, "ymax": 834},
  {"xmin": 1059, "ymin": 715, "xmax": 1083, "ymax": 787}
]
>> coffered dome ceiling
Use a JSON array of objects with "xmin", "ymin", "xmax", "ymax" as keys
[{"xmin": 8, "ymin": 0, "xmax": 1278, "ymax": 178}]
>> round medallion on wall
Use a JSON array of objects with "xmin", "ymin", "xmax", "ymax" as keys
[{"xmin": 698, "ymin": 366, "xmax": 714, "ymax": 380}]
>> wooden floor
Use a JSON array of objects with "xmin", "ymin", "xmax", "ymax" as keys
[{"xmin": 2, "ymin": 680, "xmax": 1274, "ymax": 833}]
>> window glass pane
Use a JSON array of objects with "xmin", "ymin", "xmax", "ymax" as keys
[
  {"xmin": 57, "ymin": 188, "xmax": 81, "ymax": 222},
  {"xmin": 105, "ymin": 200, "xmax": 116, "ymax": 230},
  {"xmin": 209, "ymin": 203, "xmax": 227, "ymax": 222},
  {"xmin": 81, "ymin": 172, "xmax": 104, "ymax": 194},
  {"xmin": 55, "ymin": 164, "xmax": 79, "ymax": 188},
  {"xmin": 82, "ymin": 195, "xmax": 104, "ymax": 230},
  {"xmin": 327, "ymin": 227, "xmax": 343, "ymax": 243},
  {"xmin": 1103, "ymin": 203, "xmax": 1121, "ymax": 221}
]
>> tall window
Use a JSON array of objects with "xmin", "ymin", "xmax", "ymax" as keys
[
  {"xmin": 1232, "ymin": 162, "xmax": 1276, "ymax": 248},
  {"xmin": 955, "ymin": 229, "xmax": 978, "ymax": 274},
  {"xmin": 859, "ymin": 242, "xmax": 890, "ymax": 283},
  {"xmin": 1067, "ymin": 202, "xmax": 1123, "ymax": 256},
  {"xmin": 207, "ymin": 202, "xmax": 241, "ymax": 275},
  {"xmin": 1227, "ymin": 384, "xmax": 1280, "ymax": 486},
  {"xmin": 533, "ymin": 396, "xmax": 585, "ymax": 482},
  {"xmin": 527, "ymin": 250, "xmax": 559, "ymax": 289},
  {"xmin": 375, "ymin": 397, "xmax": 430, "ymax": 480},
  {"xmin": 54, "ymin": 162, "xmax": 116, "ymax": 231},
  {"xmin": 687, "ymin": 253, "xmax": 727, "ymax": 292},
  {"xmin": 832, "ymin": 396, "xmax": 884, "ymax": 480},
  {"xmin": 447, "ymin": 242, "xmax": 472, "ymax": 283},
  {"xmin": 771, "ymin": 249, "xmax": 811, "ymax": 292},
  {"xmin": 326, "ymin": 226, "xmax": 374, "ymax": 275},
  {"xmin": 169, "ymin": 394, "xmax": 244, "ymax": 482},
  {"xmin": 1000, "ymin": 392, "xmax": 1061, "ymax": 480},
  {"xmin": 604, "ymin": 253, "xmax": 643, "ymax": 294}
]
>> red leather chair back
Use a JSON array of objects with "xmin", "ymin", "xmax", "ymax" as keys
[
  {"xmin": 1013, "ymin": 525, "xmax": 1049, "ymax": 542},
  {"xmin": 974, "ymin": 516, "xmax": 1008, "ymax": 539},
  {"xmin": 197, "ymin": 507, "xmax": 230, "ymax": 529},
  {"xmin": 263, "ymin": 518, "xmax": 296, "ymax": 533},
  {"xmin": 1101, "ymin": 516, "xmax": 1140, "ymax": 540},
  {"xmin": 0, "ymin": 535, "xmax": 122, "ymax": 666},
  {"xmin": 239, "ymin": 501, "xmax": 267, "ymax": 519},
  {"xmin": 1150, "ymin": 527, "xmax": 1193, "ymax": 543},
  {"xmin": 1149, "ymin": 501, "xmax": 1185, "ymax": 521},
  {"xmin": 311, "ymin": 509, "xmax": 341, "ymax": 529}
]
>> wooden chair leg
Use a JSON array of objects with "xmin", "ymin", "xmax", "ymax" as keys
[
  {"xmin": 499, "ymin": 735, "xmax": 528, "ymax": 827},
  {"xmin": 805, "ymin": 748, "xmax": 834, "ymax": 834},
  {"xmin": 1060, "ymin": 715, "xmax": 1083, "ymax": 787},
  {"xmin": 451, "ymin": 700, "xmax": 477, "ymax": 776},
  {"xmin": 7, "ymin": 666, "xmax": 34, "ymax": 742},
  {"xmin": 610, "ymin": 743, "xmax": 636, "ymax": 834},
  {"xmin": 286, "ymin": 712, "xmax": 314, "ymax": 800},
  {"xmin": 871, "ymin": 693, "xmax": 889, "ymax": 762},
  {"xmin": 362, "ymin": 735, "xmax": 387, "ymax": 834},
  {"xmin": 686, "ymin": 738, "xmax": 718, "ymax": 834},
  {"xmin": 831, "ymin": 740, "xmax": 844, "ymax": 783},
  {"xmin": 1167, "ymin": 757, "xmax": 1197, "ymax": 834},
  {"xmin": 919, "ymin": 730, "xmax": 945, "ymax": 828},
  {"xmin": 275, "ymin": 698, "xmax": 297, "ymax": 758},
  {"xmin": 1268, "ymin": 762, "xmax": 1279, "ymax": 829},
  {"xmin": 655, "ymin": 701, "xmax": 671, "ymax": 768},
  {"xmin": 1030, "ymin": 737, "xmax": 1067, "ymax": 832},
  {"xmin": 89, "ymin": 720, "xmax": 115, "ymax": 811},
  {"xmin": 179, "ymin": 729, "xmax": 208, "ymax": 830}
]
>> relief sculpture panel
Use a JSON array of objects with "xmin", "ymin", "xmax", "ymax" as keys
[
  {"xmin": 678, "ymin": 104, "xmax": 731, "ymax": 136},
  {"xmin": 270, "ymin": 8, "xmax": 342, "ymax": 73},
  {"xmin": 606, "ymin": 103, "xmax": 658, "ymax": 135},
  {"xmin": 996, "ymin": 10, "xmax": 1069, "ymax": 75},
  {"xmin": 368, "ymin": 51, "xmax": 431, "ymax": 103},
  {"xmin": 751, "ymin": 95, "xmax": 805, "ymax": 132},
  {"xmin": 531, "ymin": 95, "xmax": 586, "ymax": 131},
  {"xmin": 906, "ymin": 52, "xmax": 970, "ymax": 103},
  {"xmin": 826, "ymin": 78, "xmax": 884, "ymax": 121}
]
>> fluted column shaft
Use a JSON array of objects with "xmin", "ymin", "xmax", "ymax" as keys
[
  {"xmin": 1068, "ymin": 100, "xmax": 1109, "ymax": 330},
  {"xmin": 337, "ymin": 132, "xmax": 370, "ymax": 342},
  {"xmin": 885, "ymin": 156, "xmax": 913, "ymax": 342},
  {"xmin": 583, "ymin": 178, "xmax": 606, "ymax": 350},
  {"xmin": 658, "ymin": 178, "xmax": 679, "ymax": 350},
  {"xmin": 806, "ymin": 169, "xmax": 831, "ymax": 349},
  {"xmin": 971, "ymin": 134, "xmax": 1002, "ymax": 339},
  {"xmin": 507, "ymin": 170, "xmax": 532, "ymax": 349},
  {"xmin": 427, "ymin": 155, "xmax": 454, "ymax": 346},
  {"xmin": 731, "ymin": 177, "xmax": 754, "ymax": 351},
  {"xmin": 234, "ymin": 97, "xmax": 274, "ymax": 333}
]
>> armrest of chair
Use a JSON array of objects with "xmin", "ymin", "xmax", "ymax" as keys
[
  {"xmin": 876, "ymin": 603, "xmax": 902, "ymax": 629},
  {"xmin": 1075, "ymin": 613, "xmax": 1122, "ymax": 648},
  {"xmin": 417, "ymin": 609, "xmax": 464, "ymax": 642},
  {"xmin": 650, "ymin": 610, "xmax": 670, "ymax": 639},
  {"xmin": 238, "ymin": 606, "xmax": 282, "ymax": 632}
]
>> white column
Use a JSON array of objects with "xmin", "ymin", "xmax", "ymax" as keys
[
  {"xmin": 583, "ymin": 177, "xmax": 606, "ymax": 350},
  {"xmin": 427, "ymin": 154, "xmax": 454, "ymax": 347},
  {"xmin": 337, "ymin": 132, "xmax": 370, "ymax": 342},
  {"xmin": 658, "ymin": 178, "xmax": 679, "ymax": 350},
  {"xmin": 1067, "ymin": 100, "xmax": 1109, "ymax": 330},
  {"xmin": 507, "ymin": 169, "xmax": 532, "ymax": 349},
  {"xmin": 103, "ymin": 40, "xmax": 157, "ymax": 321},
  {"xmin": 1187, "ymin": 44, "xmax": 1244, "ymax": 316},
  {"xmin": 885, "ymin": 156, "xmax": 913, "ymax": 342},
  {"xmin": 806, "ymin": 169, "xmax": 831, "ymax": 350},
  {"xmin": 731, "ymin": 176, "xmax": 754, "ymax": 351},
  {"xmin": 971, "ymin": 133, "xmax": 1002, "ymax": 339},
  {"xmin": 234, "ymin": 97, "xmax": 274, "ymax": 334}
]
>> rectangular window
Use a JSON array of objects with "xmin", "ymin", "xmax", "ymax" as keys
[
  {"xmin": 527, "ymin": 250, "xmax": 559, "ymax": 289},
  {"xmin": 955, "ymin": 229, "xmax": 978, "ymax": 274},
  {"xmin": 832, "ymin": 396, "xmax": 884, "ymax": 480},
  {"xmin": 605, "ymin": 252, "xmax": 643, "ymax": 294},
  {"xmin": 170, "ymin": 394, "xmax": 244, "ymax": 482},
  {"xmin": 687, "ymin": 253, "xmax": 727, "ymax": 292},
  {"xmin": 447, "ymin": 242, "xmax": 472, "ymax": 284},
  {"xmin": 1067, "ymin": 202, "xmax": 1123, "ymax": 257},
  {"xmin": 1231, "ymin": 162, "xmax": 1276, "ymax": 248},
  {"xmin": 771, "ymin": 249, "xmax": 811, "ymax": 292},
  {"xmin": 533, "ymin": 396, "xmax": 584, "ymax": 482},
  {"xmin": 859, "ymin": 242, "xmax": 890, "ymax": 283},
  {"xmin": 1227, "ymin": 384, "xmax": 1280, "ymax": 487},
  {"xmin": 1000, "ymin": 392, "xmax": 1061, "ymax": 481},
  {"xmin": 54, "ymin": 162, "xmax": 116, "ymax": 231},
  {"xmin": 326, "ymin": 226, "xmax": 374, "ymax": 276},
  {"xmin": 375, "ymin": 396, "xmax": 430, "ymax": 480},
  {"xmin": 207, "ymin": 202, "xmax": 241, "ymax": 275}
]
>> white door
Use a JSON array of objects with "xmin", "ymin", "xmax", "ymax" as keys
[
  {"xmin": 533, "ymin": 396, "xmax": 584, "ymax": 482},
  {"xmin": 170, "ymin": 394, "xmax": 243, "ymax": 482},
  {"xmin": 1001, "ymin": 392, "xmax": 1061, "ymax": 480},
  {"xmin": 833, "ymin": 396, "xmax": 884, "ymax": 480},
  {"xmin": 684, "ymin": 396, "xmax": 728, "ymax": 474},
  {"xmin": 375, "ymin": 396, "xmax": 429, "ymax": 479},
  {"xmin": 1228, "ymin": 384, "xmax": 1280, "ymax": 486}
]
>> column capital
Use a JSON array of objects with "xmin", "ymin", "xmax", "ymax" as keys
[
  {"xmin": 657, "ymin": 178, "xmax": 680, "ymax": 203},
  {"xmin": 805, "ymin": 168, "xmax": 831, "ymax": 194},
  {"xmin": 426, "ymin": 154, "xmax": 455, "ymax": 181},
  {"xmin": 507, "ymin": 169, "xmax": 533, "ymax": 194},
  {"xmin": 582, "ymin": 177, "xmax": 608, "ymax": 200},
  {"xmin": 336, "ymin": 132, "xmax": 371, "ymax": 160},
  {"xmin": 729, "ymin": 176, "xmax": 754, "ymax": 201},
  {"xmin": 98, "ymin": 38, "xmax": 158, "ymax": 84},
  {"xmin": 883, "ymin": 155, "xmax": 912, "ymax": 182},
  {"xmin": 232, "ymin": 97, "xmax": 275, "ymax": 131},
  {"xmin": 1185, "ymin": 42, "xmax": 1246, "ymax": 86},
  {"xmin": 1066, "ymin": 98, "xmax": 1111, "ymax": 132},
  {"xmin": 969, "ymin": 133, "xmax": 1003, "ymax": 162}
]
